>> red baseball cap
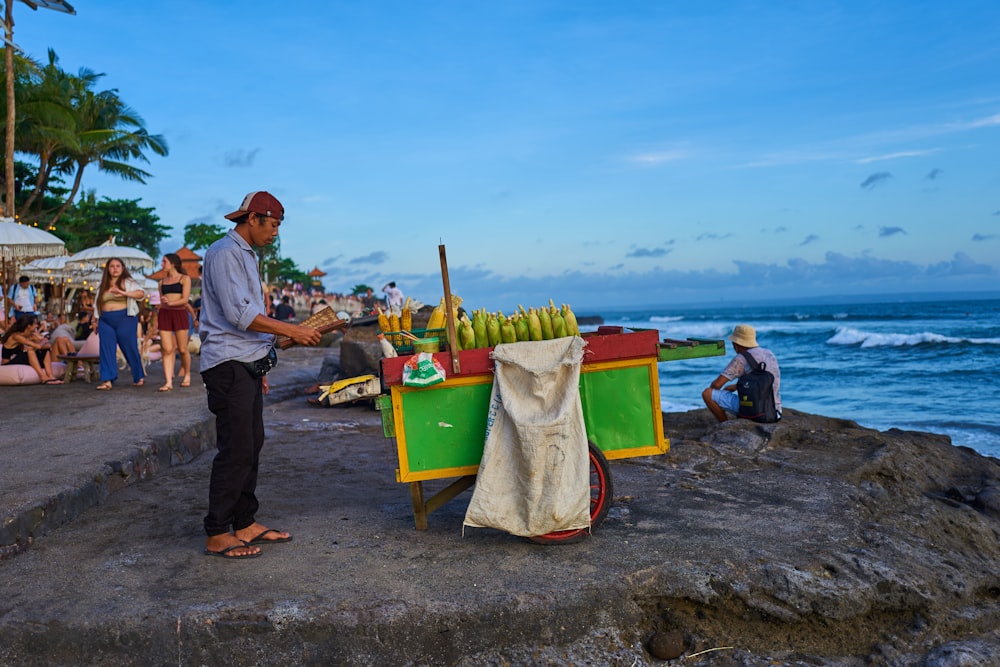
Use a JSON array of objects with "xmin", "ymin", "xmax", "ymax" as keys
[{"xmin": 224, "ymin": 191, "xmax": 285, "ymax": 222}]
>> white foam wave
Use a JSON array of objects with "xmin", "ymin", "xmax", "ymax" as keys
[
  {"xmin": 661, "ymin": 398, "xmax": 703, "ymax": 413},
  {"xmin": 827, "ymin": 326, "xmax": 1000, "ymax": 348},
  {"xmin": 650, "ymin": 315, "xmax": 684, "ymax": 323}
]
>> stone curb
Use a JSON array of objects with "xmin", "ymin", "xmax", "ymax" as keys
[{"xmin": 0, "ymin": 363, "xmax": 319, "ymax": 560}]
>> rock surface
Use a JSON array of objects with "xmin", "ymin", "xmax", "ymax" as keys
[{"xmin": 1, "ymin": 345, "xmax": 999, "ymax": 665}]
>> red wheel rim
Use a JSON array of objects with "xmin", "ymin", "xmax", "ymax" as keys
[{"xmin": 533, "ymin": 447, "xmax": 609, "ymax": 541}]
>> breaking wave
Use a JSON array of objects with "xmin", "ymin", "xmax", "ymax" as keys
[{"xmin": 827, "ymin": 327, "xmax": 1000, "ymax": 348}]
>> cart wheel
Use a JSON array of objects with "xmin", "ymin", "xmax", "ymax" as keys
[{"xmin": 529, "ymin": 442, "xmax": 613, "ymax": 545}]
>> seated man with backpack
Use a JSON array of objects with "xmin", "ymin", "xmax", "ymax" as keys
[{"xmin": 702, "ymin": 324, "xmax": 782, "ymax": 423}]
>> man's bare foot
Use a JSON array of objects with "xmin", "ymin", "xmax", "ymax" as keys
[
  {"xmin": 204, "ymin": 534, "xmax": 261, "ymax": 559},
  {"xmin": 235, "ymin": 523, "xmax": 292, "ymax": 545}
]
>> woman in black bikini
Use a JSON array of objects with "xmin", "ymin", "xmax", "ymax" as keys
[
  {"xmin": 1, "ymin": 314, "xmax": 64, "ymax": 384},
  {"xmin": 157, "ymin": 253, "xmax": 193, "ymax": 391}
]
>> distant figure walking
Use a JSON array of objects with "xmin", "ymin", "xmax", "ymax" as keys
[
  {"xmin": 93, "ymin": 258, "xmax": 146, "ymax": 390},
  {"xmin": 156, "ymin": 253, "xmax": 193, "ymax": 392}
]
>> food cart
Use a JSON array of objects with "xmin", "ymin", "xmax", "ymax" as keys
[{"xmin": 378, "ymin": 326, "xmax": 726, "ymax": 543}]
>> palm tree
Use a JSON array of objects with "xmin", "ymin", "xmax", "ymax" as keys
[
  {"xmin": 17, "ymin": 50, "xmax": 87, "ymax": 218},
  {"xmin": 45, "ymin": 82, "xmax": 168, "ymax": 225}
]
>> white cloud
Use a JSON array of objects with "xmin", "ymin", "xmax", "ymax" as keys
[
  {"xmin": 625, "ymin": 149, "xmax": 691, "ymax": 166},
  {"xmin": 855, "ymin": 149, "xmax": 940, "ymax": 164},
  {"xmin": 394, "ymin": 251, "xmax": 997, "ymax": 311}
]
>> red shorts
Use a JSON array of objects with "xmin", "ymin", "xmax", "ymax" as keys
[{"xmin": 158, "ymin": 306, "xmax": 189, "ymax": 332}]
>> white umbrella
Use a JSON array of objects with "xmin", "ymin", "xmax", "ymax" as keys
[
  {"xmin": 0, "ymin": 218, "xmax": 66, "ymax": 261},
  {"xmin": 0, "ymin": 218, "xmax": 68, "ymax": 295},
  {"xmin": 67, "ymin": 235, "xmax": 155, "ymax": 271}
]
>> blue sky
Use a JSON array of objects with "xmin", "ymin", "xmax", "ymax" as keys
[{"xmin": 11, "ymin": 1, "xmax": 1000, "ymax": 311}]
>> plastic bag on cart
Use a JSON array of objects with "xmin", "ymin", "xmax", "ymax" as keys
[
  {"xmin": 402, "ymin": 352, "xmax": 446, "ymax": 387},
  {"xmin": 463, "ymin": 336, "xmax": 590, "ymax": 537}
]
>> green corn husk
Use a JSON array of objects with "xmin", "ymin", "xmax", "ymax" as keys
[
  {"xmin": 538, "ymin": 305, "xmax": 553, "ymax": 340},
  {"xmin": 486, "ymin": 312, "xmax": 502, "ymax": 347},
  {"xmin": 513, "ymin": 313, "xmax": 530, "ymax": 341},
  {"xmin": 473, "ymin": 309, "xmax": 488, "ymax": 348},
  {"xmin": 500, "ymin": 314, "xmax": 516, "ymax": 344},
  {"xmin": 562, "ymin": 303, "xmax": 580, "ymax": 336},
  {"xmin": 527, "ymin": 307, "xmax": 543, "ymax": 341},
  {"xmin": 458, "ymin": 314, "xmax": 476, "ymax": 350}
]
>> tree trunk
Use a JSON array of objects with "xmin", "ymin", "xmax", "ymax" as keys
[
  {"xmin": 48, "ymin": 160, "xmax": 85, "ymax": 226},
  {"xmin": 4, "ymin": 2, "xmax": 16, "ymax": 218}
]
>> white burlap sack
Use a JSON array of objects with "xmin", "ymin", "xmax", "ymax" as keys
[{"xmin": 463, "ymin": 336, "xmax": 591, "ymax": 537}]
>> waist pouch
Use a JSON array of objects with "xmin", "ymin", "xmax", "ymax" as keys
[{"xmin": 241, "ymin": 346, "xmax": 277, "ymax": 378}]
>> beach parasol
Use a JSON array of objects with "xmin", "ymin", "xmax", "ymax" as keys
[
  {"xmin": 20, "ymin": 255, "xmax": 98, "ymax": 281},
  {"xmin": 0, "ymin": 218, "xmax": 66, "ymax": 261},
  {"xmin": 0, "ymin": 217, "xmax": 67, "ymax": 290},
  {"xmin": 67, "ymin": 235, "xmax": 155, "ymax": 272}
]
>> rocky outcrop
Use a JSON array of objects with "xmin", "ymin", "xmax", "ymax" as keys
[
  {"xmin": 455, "ymin": 408, "xmax": 1000, "ymax": 665},
  {"xmin": 2, "ymin": 344, "xmax": 997, "ymax": 666}
]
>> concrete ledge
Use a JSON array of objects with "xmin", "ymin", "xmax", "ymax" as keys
[
  {"xmin": 0, "ymin": 417, "xmax": 219, "ymax": 558},
  {"xmin": 0, "ymin": 347, "xmax": 325, "ymax": 559}
]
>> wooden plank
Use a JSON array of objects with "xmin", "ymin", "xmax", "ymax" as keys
[{"xmin": 409, "ymin": 482, "xmax": 428, "ymax": 531}]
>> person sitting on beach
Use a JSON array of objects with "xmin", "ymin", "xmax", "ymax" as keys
[
  {"xmin": 702, "ymin": 324, "xmax": 782, "ymax": 422},
  {"xmin": 48, "ymin": 320, "xmax": 81, "ymax": 356},
  {"xmin": 1, "ymin": 314, "xmax": 64, "ymax": 384},
  {"xmin": 75, "ymin": 311, "xmax": 94, "ymax": 340}
]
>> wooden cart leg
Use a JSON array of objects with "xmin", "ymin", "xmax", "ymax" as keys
[
  {"xmin": 409, "ymin": 476, "xmax": 477, "ymax": 531},
  {"xmin": 409, "ymin": 482, "xmax": 428, "ymax": 531}
]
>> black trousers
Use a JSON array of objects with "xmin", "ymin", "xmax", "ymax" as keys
[{"xmin": 201, "ymin": 360, "xmax": 265, "ymax": 536}]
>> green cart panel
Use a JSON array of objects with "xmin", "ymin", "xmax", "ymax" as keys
[
  {"xmin": 579, "ymin": 365, "xmax": 658, "ymax": 455},
  {"xmin": 399, "ymin": 382, "xmax": 492, "ymax": 474}
]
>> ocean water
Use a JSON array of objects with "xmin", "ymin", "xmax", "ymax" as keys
[{"xmin": 579, "ymin": 295, "xmax": 1000, "ymax": 460}]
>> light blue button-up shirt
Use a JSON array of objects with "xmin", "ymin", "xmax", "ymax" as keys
[{"xmin": 198, "ymin": 230, "xmax": 275, "ymax": 371}]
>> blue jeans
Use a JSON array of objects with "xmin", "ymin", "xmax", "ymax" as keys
[
  {"xmin": 97, "ymin": 309, "xmax": 144, "ymax": 384},
  {"xmin": 712, "ymin": 388, "xmax": 781, "ymax": 420}
]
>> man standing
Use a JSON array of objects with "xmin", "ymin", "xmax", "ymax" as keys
[
  {"xmin": 7, "ymin": 275, "xmax": 37, "ymax": 319},
  {"xmin": 382, "ymin": 281, "xmax": 404, "ymax": 312},
  {"xmin": 702, "ymin": 324, "xmax": 782, "ymax": 423},
  {"xmin": 199, "ymin": 190, "xmax": 322, "ymax": 559}
]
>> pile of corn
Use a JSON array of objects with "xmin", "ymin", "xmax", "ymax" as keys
[
  {"xmin": 452, "ymin": 300, "xmax": 581, "ymax": 351},
  {"xmin": 378, "ymin": 296, "xmax": 416, "ymax": 347}
]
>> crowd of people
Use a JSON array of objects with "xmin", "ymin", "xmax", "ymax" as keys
[{"xmin": 1, "ymin": 261, "xmax": 405, "ymax": 391}]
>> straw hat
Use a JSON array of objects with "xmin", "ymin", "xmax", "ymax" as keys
[{"xmin": 727, "ymin": 324, "xmax": 758, "ymax": 348}]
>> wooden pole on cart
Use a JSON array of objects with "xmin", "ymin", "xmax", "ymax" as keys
[{"xmin": 438, "ymin": 243, "xmax": 461, "ymax": 374}]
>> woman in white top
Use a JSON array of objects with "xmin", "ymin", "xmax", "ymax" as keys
[{"xmin": 93, "ymin": 257, "xmax": 146, "ymax": 390}]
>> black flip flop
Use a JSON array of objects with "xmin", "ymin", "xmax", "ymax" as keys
[
  {"xmin": 204, "ymin": 543, "xmax": 262, "ymax": 560},
  {"xmin": 246, "ymin": 529, "xmax": 293, "ymax": 545}
]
